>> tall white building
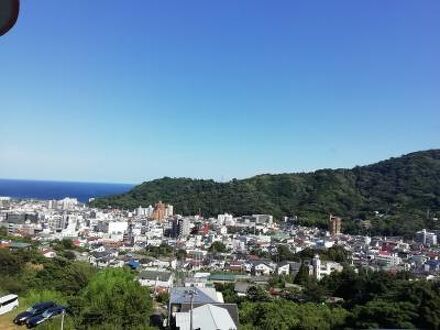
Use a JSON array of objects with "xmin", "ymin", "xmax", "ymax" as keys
[
  {"xmin": 312, "ymin": 254, "xmax": 321, "ymax": 280},
  {"xmin": 166, "ymin": 205, "xmax": 174, "ymax": 217},
  {"xmin": 58, "ymin": 198, "xmax": 78, "ymax": 210},
  {"xmin": 252, "ymin": 214, "xmax": 273, "ymax": 225},
  {"xmin": 146, "ymin": 205, "xmax": 154, "ymax": 217},
  {"xmin": 416, "ymin": 229, "xmax": 437, "ymax": 246},
  {"xmin": 136, "ymin": 206, "xmax": 145, "ymax": 216},
  {"xmin": 217, "ymin": 213, "xmax": 234, "ymax": 226}
]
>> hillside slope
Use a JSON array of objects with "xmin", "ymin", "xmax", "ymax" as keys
[{"xmin": 91, "ymin": 150, "xmax": 440, "ymax": 235}]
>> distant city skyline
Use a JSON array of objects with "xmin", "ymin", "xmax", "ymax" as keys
[{"xmin": 1, "ymin": 1, "xmax": 439, "ymax": 183}]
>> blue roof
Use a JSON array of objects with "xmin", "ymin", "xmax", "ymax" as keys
[
  {"xmin": 127, "ymin": 259, "xmax": 140, "ymax": 269},
  {"xmin": 426, "ymin": 260, "xmax": 440, "ymax": 267}
]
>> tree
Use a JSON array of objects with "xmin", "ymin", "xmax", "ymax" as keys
[
  {"xmin": 247, "ymin": 285, "xmax": 270, "ymax": 302},
  {"xmin": 145, "ymin": 243, "xmax": 173, "ymax": 258},
  {"xmin": 294, "ymin": 263, "xmax": 311, "ymax": 286},
  {"xmin": 208, "ymin": 241, "xmax": 227, "ymax": 253},
  {"xmin": 0, "ymin": 249, "xmax": 25, "ymax": 276},
  {"xmin": 214, "ymin": 283, "xmax": 242, "ymax": 304},
  {"xmin": 91, "ymin": 150, "xmax": 440, "ymax": 236},
  {"xmin": 351, "ymin": 300, "xmax": 417, "ymax": 329},
  {"xmin": 73, "ymin": 268, "xmax": 153, "ymax": 329},
  {"xmin": 239, "ymin": 300, "xmax": 349, "ymax": 330},
  {"xmin": 176, "ymin": 249, "xmax": 187, "ymax": 261},
  {"xmin": 274, "ymin": 245, "xmax": 298, "ymax": 262}
]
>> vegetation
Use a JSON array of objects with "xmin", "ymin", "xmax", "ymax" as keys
[
  {"xmin": 72, "ymin": 268, "xmax": 152, "ymax": 330},
  {"xmin": 208, "ymin": 241, "xmax": 228, "ymax": 253},
  {"xmin": 240, "ymin": 300, "xmax": 349, "ymax": 330},
  {"xmin": 91, "ymin": 150, "xmax": 440, "ymax": 236},
  {"xmin": 0, "ymin": 246, "xmax": 154, "ymax": 330},
  {"xmin": 271, "ymin": 245, "xmax": 349, "ymax": 263},
  {"xmin": 144, "ymin": 242, "xmax": 174, "ymax": 258},
  {"xmin": 214, "ymin": 266, "xmax": 440, "ymax": 329},
  {"xmin": 3, "ymin": 241, "xmax": 440, "ymax": 329}
]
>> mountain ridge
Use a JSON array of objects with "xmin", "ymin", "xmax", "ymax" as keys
[{"xmin": 91, "ymin": 149, "xmax": 440, "ymax": 235}]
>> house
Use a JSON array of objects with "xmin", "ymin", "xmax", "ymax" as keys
[
  {"xmin": 234, "ymin": 282, "xmax": 251, "ymax": 297},
  {"xmin": 277, "ymin": 262, "xmax": 290, "ymax": 275},
  {"xmin": 320, "ymin": 261, "xmax": 343, "ymax": 278},
  {"xmin": 41, "ymin": 248, "xmax": 57, "ymax": 258},
  {"xmin": 89, "ymin": 251, "xmax": 112, "ymax": 266},
  {"xmin": 375, "ymin": 251, "xmax": 401, "ymax": 267},
  {"xmin": 184, "ymin": 273, "xmax": 210, "ymax": 288},
  {"xmin": 424, "ymin": 260, "xmax": 440, "ymax": 273},
  {"xmin": 252, "ymin": 261, "xmax": 275, "ymax": 276},
  {"xmin": 169, "ymin": 287, "xmax": 239, "ymax": 330},
  {"xmin": 175, "ymin": 304, "xmax": 237, "ymax": 330},
  {"xmin": 9, "ymin": 242, "xmax": 32, "ymax": 251},
  {"xmin": 228, "ymin": 261, "xmax": 244, "ymax": 272},
  {"xmin": 138, "ymin": 270, "xmax": 174, "ymax": 291}
]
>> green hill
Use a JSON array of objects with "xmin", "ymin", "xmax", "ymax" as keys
[{"xmin": 91, "ymin": 150, "xmax": 440, "ymax": 236}]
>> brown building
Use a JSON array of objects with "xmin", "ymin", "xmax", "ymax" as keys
[
  {"xmin": 153, "ymin": 201, "xmax": 167, "ymax": 221},
  {"xmin": 329, "ymin": 215, "xmax": 342, "ymax": 236}
]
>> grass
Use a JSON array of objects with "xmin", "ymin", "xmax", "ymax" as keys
[
  {"xmin": 0, "ymin": 293, "xmax": 70, "ymax": 330},
  {"xmin": 0, "ymin": 306, "xmax": 24, "ymax": 330}
]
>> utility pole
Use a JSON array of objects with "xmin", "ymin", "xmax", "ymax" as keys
[
  {"xmin": 186, "ymin": 289, "xmax": 198, "ymax": 330},
  {"xmin": 60, "ymin": 310, "xmax": 65, "ymax": 330},
  {"xmin": 189, "ymin": 291, "xmax": 194, "ymax": 330}
]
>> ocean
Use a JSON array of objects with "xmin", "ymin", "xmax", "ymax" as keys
[{"xmin": 0, "ymin": 179, "xmax": 134, "ymax": 203}]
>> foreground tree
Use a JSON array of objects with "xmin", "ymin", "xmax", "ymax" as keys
[{"xmin": 73, "ymin": 268, "xmax": 153, "ymax": 330}]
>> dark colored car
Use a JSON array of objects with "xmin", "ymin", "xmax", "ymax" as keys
[
  {"xmin": 13, "ymin": 301, "xmax": 56, "ymax": 325},
  {"xmin": 26, "ymin": 305, "xmax": 66, "ymax": 328}
]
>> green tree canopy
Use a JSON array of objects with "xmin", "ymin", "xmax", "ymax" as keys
[{"xmin": 73, "ymin": 268, "xmax": 153, "ymax": 330}]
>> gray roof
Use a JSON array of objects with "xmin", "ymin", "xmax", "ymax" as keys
[
  {"xmin": 138, "ymin": 270, "xmax": 172, "ymax": 282},
  {"xmin": 170, "ymin": 287, "xmax": 221, "ymax": 305},
  {"xmin": 234, "ymin": 282, "xmax": 250, "ymax": 293},
  {"xmin": 179, "ymin": 303, "xmax": 239, "ymax": 327},
  {"xmin": 9, "ymin": 242, "xmax": 32, "ymax": 249}
]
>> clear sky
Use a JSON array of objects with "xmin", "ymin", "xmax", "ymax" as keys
[{"xmin": 1, "ymin": 1, "xmax": 439, "ymax": 184}]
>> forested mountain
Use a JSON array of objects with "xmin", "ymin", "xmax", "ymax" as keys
[{"xmin": 91, "ymin": 150, "xmax": 440, "ymax": 235}]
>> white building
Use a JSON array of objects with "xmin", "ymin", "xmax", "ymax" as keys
[
  {"xmin": 253, "ymin": 261, "xmax": 275, "ymax": 275},
  {"xmin": 311, "ymin": 255, "xmax": 343, "ymax": 280},
  {"xmin": 375, "ymin": 252, "xmax": 401, "ymax": 267},
  {"xmin": 107, "ymin": 221, "xmax": 128, "ymax": 234},
  {"xmin": 138, "ymin": 270, "xmax": 174, "ymax": 291},
  {"xmin": 312, "ymin": 255, "xmax": 321, "ymax": 280},
  {"xmin": 252, "ymin": 214, "xmax": 273, "ymax": 225},
  {"xmin": 416, "ymin": 229, "xmax": 437, "ymax": 246},
  {"xmin": 58, "ymin": 198, "xmax": 79, "ymax": 210},
  {"xmin": 175, "ymin": 304, "xmax": 237, "ymax": 330},
  {"xmin": 217, "ymin": 213, "xmax": 234, "ymax": 226},
  {"xmin": 166, "ymin": 205, "xmax": 174, "ymax": 217}
]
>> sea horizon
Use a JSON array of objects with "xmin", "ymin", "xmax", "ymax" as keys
[{"xmin": 0, "ymin": 178, "xmax": 135, "ymax": 203}]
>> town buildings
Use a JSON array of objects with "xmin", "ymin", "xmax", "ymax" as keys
[{"xmin": 2, "ymin": 195, "xmax": 440, "ymax": 324}]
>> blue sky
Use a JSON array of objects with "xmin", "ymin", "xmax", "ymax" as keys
[{"xmin": 0, "ymin": 0, "xmax": 439, "ymax": 183}]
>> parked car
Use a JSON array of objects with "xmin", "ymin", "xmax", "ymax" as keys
[
  {"xmin": 26, "ymin": 305, "xmax": 66, "ymax": 328},
  {"xmin": 13, "ymin": 301, "xmax": 56, "ymax": 325}
]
